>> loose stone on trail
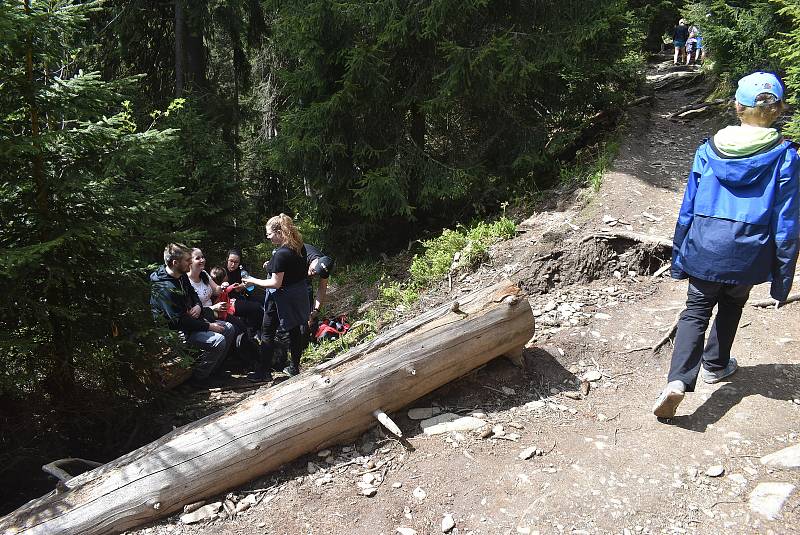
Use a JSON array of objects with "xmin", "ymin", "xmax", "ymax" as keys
[
  {"xmin": 583, "ymin": 370, "xmax": 602, "ymax": 382},
  {"xmin": 179, "ymin": 502, "xmax": 221, "ymax": 524},
  {"xmin": 518, "ymin": 447, "xmax": 538, "ymax": 460},
  {"xmin": 760, "ymin": 443, "xmax": 800, "ymax": 469},
  {"xmin": 748, "ymin": 482, "xmax": 796, "ymax": 519},
  {"xmin": 705, "ymin": 465, "xmax": 725, "ymax": 477},
  {"xmin": 407, "ymin": 407, "xmax": 441, "ymax": 420},
  {"xmin": 421, "ymin": 413, "xmax": 486, "ymax": 435},
  {"xmin": 441, "ymin": 513, "xmax": 456, "ymax": 533}
]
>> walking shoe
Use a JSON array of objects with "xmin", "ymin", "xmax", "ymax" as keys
[
  {"xmin": 652, "ymin": 382, "xmax": 686, "ymax": 419},
  {"xmin": 282, "ymin": 365, "xmax": 299, "ymax": 377},
  {"xmin": 700, "ymin": 357, "xmax": 738, "ymax": 384},
  {"xmin": 247, "ymin": 370, "xmax": 272, "ymax": 383}
]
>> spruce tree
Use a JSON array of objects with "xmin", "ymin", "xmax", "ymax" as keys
[{"xmin": 0, "ymin": 0, "xmax": 181, "ymax": 397}]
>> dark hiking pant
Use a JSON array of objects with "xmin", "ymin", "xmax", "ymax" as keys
[
  {"xmin": 668, "ymin": 277, "xmax": 752, "ymax": 392},
  {"xmin": 258, "ymin": 298, "xmax": 303, "ymax": 373}
]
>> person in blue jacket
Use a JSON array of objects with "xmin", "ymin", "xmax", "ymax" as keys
[{"xmin": 653, "ymin": 71, "xmax": 800, "ymax": 419}]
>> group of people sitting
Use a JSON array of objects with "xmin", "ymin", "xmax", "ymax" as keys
[
  {"xmin": 672, "ymin": 18, "xmax": 704, "ymax": 66},
  {"xmin": 149, "ymin": 214, "xmax": 334, "ymax": 386}
]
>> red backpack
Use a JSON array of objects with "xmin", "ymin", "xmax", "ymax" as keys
[{"xmin": 314, "ymin": 315, "xmax": 350, "ymax": 343}]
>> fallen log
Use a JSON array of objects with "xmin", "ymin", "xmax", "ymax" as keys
[{"xmin": 0, "ymin": 279, "xmax": 534, "ymax": 535}]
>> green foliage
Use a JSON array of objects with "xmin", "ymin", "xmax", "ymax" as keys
[
  {"xmin": 379, "ymin": 280, "xmax": 420, "ymax": 308},
  {"xmin": 770, "ymin": 0, "xmax": 800, "ymax": 138},
  {"xmin": 0, "ymin": 1, "xmax": 188, "ymax": 399},
  {"xmin": 255, "ymin": 0, "xmax": 641, "ymax": 252},
  {"xmin": 409, "ymin": 216, "xmax": 516, "ymax": 289},
  {"xmin": 681, "ymin": 2, "xmax": 784, "ymax": 81}
]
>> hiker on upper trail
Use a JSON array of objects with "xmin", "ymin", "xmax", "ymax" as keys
[
  {"xmin": 673, "ymin": 18, "xmax": 690, "ymax": 65},
  {"xmin": 653, "ymin": 72, "xmax": 800, "ymax": 419}
]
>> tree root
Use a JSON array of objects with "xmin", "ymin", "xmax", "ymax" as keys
[{"xmin": 749, "ymin": 293, "xmax": 800, "ymax": 308}]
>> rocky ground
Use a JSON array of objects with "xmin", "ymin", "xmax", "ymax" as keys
[{"xmin": 126, "ymin": 60, "xmax": 800, "ymax": 535}]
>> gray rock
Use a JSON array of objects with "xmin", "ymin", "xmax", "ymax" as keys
[
  {"xmin": 518, "ymin": 447, "xmax": 537, "ymax": 460},
  {"xmin": 760, "ymin": 443, "xmax": 800, "ymax": 469},
  {"xmin": 407, "ymin": 407, "xmax": 441, "ymax": 420},
  {"xmin": 441, "ymin": 513, "xmax": 456, "ymax": 533},
  {"xmin": 412, "ymin": 486, "xmax": 427, "ymax": 500},
  {"xmin": 421, "ymin": 413, "xmax": 487, "ymax": 435},
  {"xmin": 362, "ymin": 487, "xmax": 378, "ymax": 497},
  {"xmin": 583, "ymin": 370, "xmax": 602, "ymax": 382},
  {"xmin": 316, "ymin": 449, "xmax": 331, "ymax": 457},
  {"xmin": 235, "ymin": 494, "xmax": 257, "ymax": 513},
  {"xmin": 183, "ymin": 500, "xmax": 206, "ymax": 514},
  {"xmin": 180, "ymin": 502, "xmax": 221, "ymax": 524},
  {"xmin": 705, "ymin": 465, "xmax": 725, "ymax": 477},
  {"xmin": 728, "ymin": 473, "xmax": 747, "ymax": 486},
  {"xmin": 397, "ymin": 528, "xmax": 418, "ymax": 535},
  {"xmin": 525, "ymin": 400, "xmax": 546, "ymax": 410},
  {"xmin": 749, "ymin": 482, "xmax": 796, "ymax": 519}
]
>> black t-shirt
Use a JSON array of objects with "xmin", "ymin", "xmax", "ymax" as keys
[
  {"xmin": 267, "ymin": 246, "xmax": 307, "ymax": 286},
  {"xmin": 674, "ymin": 24, "xmax": 689, "ymax": 42}
]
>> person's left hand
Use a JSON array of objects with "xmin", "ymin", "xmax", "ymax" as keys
[{"xmin": 189, "ymin": 304, "xmax": 201, "ymax": 318}]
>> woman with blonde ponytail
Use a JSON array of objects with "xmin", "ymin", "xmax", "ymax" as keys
[{"xmin": 242, "ymin": 214, "xmax": 310, "ymax": 380}]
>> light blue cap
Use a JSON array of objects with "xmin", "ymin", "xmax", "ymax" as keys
[{"xmin": 735, "ymin": 72, "xmax": 784, "ymax": 106}]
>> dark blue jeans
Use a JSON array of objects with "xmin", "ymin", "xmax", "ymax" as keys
[{"xmin": 668, "ymin": 277, "xmax": 752, "ymax": 392}]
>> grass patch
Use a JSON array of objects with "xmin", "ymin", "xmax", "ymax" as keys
[
  {"xmin": 559, "ymin": 138, "xmax": 620, "ymax": 192},
  {"xmin": 409, "ymin": 216, "xmax": 516, "ymax": 289}
]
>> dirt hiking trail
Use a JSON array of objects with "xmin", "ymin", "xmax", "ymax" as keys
[{"xmin": 127, "ymin": 60, "xmax": 800, "ymax": 535}]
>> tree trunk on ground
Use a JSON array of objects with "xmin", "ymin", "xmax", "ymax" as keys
[{"xmin": 0, "ymin": 279, "xmax": 535, "ymax": 535}]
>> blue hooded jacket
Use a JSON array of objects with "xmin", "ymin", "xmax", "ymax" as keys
[{"xmin": 671, "ymin": 138, "xmax": 800, "ymax": 301}]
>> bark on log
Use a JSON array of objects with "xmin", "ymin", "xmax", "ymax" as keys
[{"xmin": 0, "ymin": 279, "xmax": 534, "ymax": 535}]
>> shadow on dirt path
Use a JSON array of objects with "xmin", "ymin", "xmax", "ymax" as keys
[{"xmin": 670, "ymin": 363, "xmax": 800, "ymax": 432}]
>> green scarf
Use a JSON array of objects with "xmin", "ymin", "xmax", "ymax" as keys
[{"xmin": 713, "ymin": 125, "xmax": 781, "ymax": 157}]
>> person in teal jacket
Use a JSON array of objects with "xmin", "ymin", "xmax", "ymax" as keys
[{"xmin": 654, "ymin": 71, "xmax": 800, "ymax": 419}]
